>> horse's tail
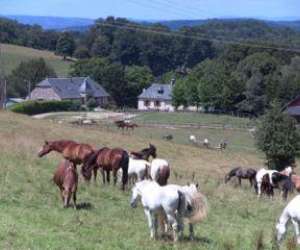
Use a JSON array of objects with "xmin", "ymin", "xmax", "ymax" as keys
[
  {"xmin": 185, "ymin": 192, "xmax": 208, "ymax": 224},
  {"xmin": 120, "ymin": 151, "xmax": 129, "ymax": 190},
  {"xmin": 82, "ymin": 150, "xmax": 99, "ymax": 181}
]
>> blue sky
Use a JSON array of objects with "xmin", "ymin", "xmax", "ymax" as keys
[{"xmin": 1, "ymin": 0, "xmax": 299, "ymax": 20}]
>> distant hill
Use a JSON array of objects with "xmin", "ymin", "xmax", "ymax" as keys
[
  {"xmin": 2, "ymin": 15, "xmax": 94, "ymax": 30},
  {"xmin": 0, "ymin": 43, "xmax": 71, "ymax": 76}
]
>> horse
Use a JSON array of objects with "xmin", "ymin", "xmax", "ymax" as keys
[
  {"xmin": 38, "ymin": 140, "xmax": 95, "ymax": 171},
  {"xmin": 260, "ymin": 172, "xmax": 294, "ymax": 200},
  {"xmin": 115, "ymin": 120, "xmax": 138, "ymax": 132},
  {"xmin": 53, "ymin": 160, "xmax": 78, "ymax": 209},
  {"xmin": 224, "ymin": 167, "xmax": 257, "ymax": 187},
  {"xmin": 255, "ymin": 167, "xmax": 293, "ymax": 197},
  {"xmin": 130, "ymin": 144, "xmax": 157, "ymax": 161},
  {"xmin": 159, "ymin": 183, "xmax": 208, "ymax": 240},
  {"xmin": 130, "ymin": 180, "xmax": 187, "ymax": 241},
  {"xmin": 82, "ymin": 147, "xmax": 129, "ymax": 190},
  {"xmin": 291, "ymin": 175, "xmax": 300, "ymax": 192},
  {"xmin": 276, "ymin": 195, "xmax": 300, "ymax": 245},
  {"xmin": 150, "ymin": 159, "xmax": 170, "ymax": 186}
]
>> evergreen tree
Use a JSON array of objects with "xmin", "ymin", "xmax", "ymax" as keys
[{"xmin": 56, "ymin": 32, "xmax": 75, "ymax": 60}]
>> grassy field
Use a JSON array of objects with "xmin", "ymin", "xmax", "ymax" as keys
[
  {"xmin": 0, "ymin": 43, "xmax": 71, "ymax": 76},
  {"xmin": 0, "ymin": 111, "xmax": 298, "ymax": 249}
]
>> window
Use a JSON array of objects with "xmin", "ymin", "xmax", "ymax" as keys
[
  {"xmin": 155, "ymin": 101, "xmax": 161, "ymax": 107},
  {"xmin": 144, "ymin": 100, "xmax": 150, "ymax": 106}
]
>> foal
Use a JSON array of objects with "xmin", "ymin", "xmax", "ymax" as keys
[{"xmin": 53, "ymin": 160, "xmax": 78, "ymax": 209}]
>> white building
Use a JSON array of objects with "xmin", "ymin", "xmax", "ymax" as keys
[{"xmin": 138, "ymin": 83, "xmax": 175, "ymax": 112}]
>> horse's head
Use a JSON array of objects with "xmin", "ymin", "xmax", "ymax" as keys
[
  {"xmin": 130, "ymin": 184, "xmax": 140, "ymax": 208},
  {"xmin": 38, "ymin": 141, "xmax": 53, "ymax": 157},
  {"xmin": 149, "ymin": 144, "xmax": 157, "ymax": 158},
  {"xmin": 276, "ymin": 222, "xmax": 286, "ymax": 243}
]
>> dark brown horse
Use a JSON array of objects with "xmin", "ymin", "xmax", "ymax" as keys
[
  {"xmin": 225, "ymin": 167, "xmax": 257, "ymax": 187},
  {"xmin": 38, "ymin": 140, "xmax": 95, "ymax": 169},
  {"xmin": 131, "ymin": 144, "xmax": 157, "ymax": 161},
  {"xmin": 82, "ymin": 147, "xmax": 129, "ymax": 190},
  {"xmin": 53, "ymin": 160, "xmax": 78, "ymax": 208},
  {"xmin": 115, "ymin": 120, "xmax": 138, "ymax": 132}
]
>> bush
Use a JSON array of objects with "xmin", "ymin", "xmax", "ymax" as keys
[
  {"xmin": 255, "ymin": 102, "xmax": 300, "ymax": 170},
  {"xmin": 10, "ymin": 100, "xmax": 81, "ymax": 115},
  {"xmin": 86, "ymin": 98, "xmax": 98, "ymax": 110}
]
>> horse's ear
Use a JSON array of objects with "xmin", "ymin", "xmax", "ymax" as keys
[{"xmin": 196, "ymin": 183, "xmax": 199, "ymax": 189}]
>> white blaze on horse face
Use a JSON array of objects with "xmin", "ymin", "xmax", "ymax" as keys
[{"xmin": 276, "ymin": 223, "xmax": 286, "ymax": 242}]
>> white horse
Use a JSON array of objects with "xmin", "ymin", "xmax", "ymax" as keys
[
  {"xmin": 276, "ymin": 195, "xmax": 300, "ymax": 244},
  {"xmin": 161, "ymin": 183, "xmax": 208, "ymax": 240},
  {"xmin": 130, "ymin": 180, "xmax": 186, "ymax": 241},
  {"xmin": 150, "ymin": 159, "xmax": 170, "ymax": 186},
  {"xmin": 118, "ymin": 158, "xmax": 151, "ymax": 184},
  {"xmin": 256, "ymin": 167, "xmax": 293, "ymax": 196}
]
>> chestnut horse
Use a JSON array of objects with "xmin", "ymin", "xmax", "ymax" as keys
[
  {"xmin": 131, "ymin": 144, "xmax": 157, "ymax": 161},
  {"xmin": 38, "ymin": 140, "xmax": 95, "ymax": 170},
  {"xmin": 82, "ymin": 147, "xmax": 129, "ymax": 190},
  {"xmin": 53, "ymin": 160, "xmax": 78, "ymax": 208}
]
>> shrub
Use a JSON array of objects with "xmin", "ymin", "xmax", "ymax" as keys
[
  {"xmin": 10, "ymin": 100, "xmax": 81, "ymax": 115},
  {"xmin": 255, "ymin": 102, "xmax": 300, "ymax": 170},
  {"xmin": 86, "ymin": 98, "xmax": 98, "ymax": 110}
]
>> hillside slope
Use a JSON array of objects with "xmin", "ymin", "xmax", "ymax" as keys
[
  {"xmin": 0, "ymin": 43, "xmax": 71, "ymax": 76},
  {"xmin": 0, "ymin": 111, "xmax": 293, "ymax": 249}
]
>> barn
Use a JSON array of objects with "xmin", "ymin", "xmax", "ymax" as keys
[{"xmin": 30, "ymin": 77, "xmax": 110, "ymax": 106}]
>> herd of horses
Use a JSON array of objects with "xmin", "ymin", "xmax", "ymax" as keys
[
  {"xmin": 37, "ymin": 138, "xmax": 300, "ymax": 244},
  {"xmin": 38, "ymin": 140, "xmax": 207, "ymax": 242}
]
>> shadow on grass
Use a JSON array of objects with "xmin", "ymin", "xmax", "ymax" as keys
[
  {"xmin": 76, "ymin": 202, "xmax": 93, "ymax": 210},
  {"xmin": 160, "ymin": 234, "xmax": 212, "ymax": 244}
]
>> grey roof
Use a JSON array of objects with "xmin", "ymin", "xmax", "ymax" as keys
[
  {"xmin": 286, "ymin": 106, "xmax": 300, "ymax": 116},
  {"xmin": 138, "ymin": 83, "xmax": 172, "ymax": 101},
  {"xmin": 36, "ymin": 77, "xmax": 110, "ymax": 99}
]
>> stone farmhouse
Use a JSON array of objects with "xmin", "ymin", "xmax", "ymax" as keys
[{"xmin": 30, "ymin": 77, "xmax": 110, "ymax": 106}]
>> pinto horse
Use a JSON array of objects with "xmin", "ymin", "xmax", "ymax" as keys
[
  {"xmin": 225, "ymin": 167, "xmax": 257, "ymax": 187},
  {"xmin": 131, "ymin": 144, "xmax": 157, "ymax": 161},
  {"xmin": 53, "ymin": 160, "xmax": 78, "ymax": 208},
  {"xmin": 82, "ymin": 147, "xmax": 129, "ymax": 190},
  {"xmin": 38, "ymin": 140, "xmax": 95, "ymax": 169}
]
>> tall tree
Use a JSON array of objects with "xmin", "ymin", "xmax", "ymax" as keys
[
  {"xmin": 7, "ymin": 58, "xmax": 56, "ymax": 98},
  {"xmin": 56, "ymin": 32, "xmax": 75, "ymax": 60}
]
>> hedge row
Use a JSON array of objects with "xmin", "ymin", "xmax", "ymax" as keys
[{"xmin": 10, "ymin": 100, "xmax": 81, "ymax": 115}]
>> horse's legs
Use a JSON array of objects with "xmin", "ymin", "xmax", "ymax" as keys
[
  {"xmin": 93, "ymin": 167, "xmax": 98, "ymax": 182},
  {"xmin": 291, "ymin": 219, "xmax": 300, "ymax": 244},
  {"xmin": 106, "ymin": 170, "xmax": 110, "ymax": 184},
  {"xmin": 238, "ymin": 177, "xmax": 242, "ymax": 186},
  {"xmin": 166, "ymin": 213, "xmax": 179, "ymax": 242},
  {"xmin": 257, "ymin": 182, "xmax": 262, "ymax": 197},
  {"xmin": 100, "ymin": 168, "xmax": 105, "ymax": 184},
  {"xmin": 73, "ymin": 191, "xmax": 77, "ymax": 210},
  {"xmin": 113, "ymin": 169, "xmax": 117, "ymax": 186},
  {"xmin": 144, "ymin": 209, "xmax": 156, "ymax": 239},
  {"xmin": 189, "ymin": 223, "xmax": 195, "ymax": 241},
  {"xmin": 63, "ymin": 190, "xmax": 71, "ymax": 208}
]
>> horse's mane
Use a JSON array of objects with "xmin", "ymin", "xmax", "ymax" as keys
[
  {"xmin": 227, "ymin": 167, "xmax": 242, "ymax": 176},
  {"xmin": 184, "ymin": 192, "xmax": 208, "ymax": 224}
]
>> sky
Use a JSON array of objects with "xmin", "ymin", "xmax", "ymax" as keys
[{"xmin": 1, "ymin": 0, "xmax": 299, "ymax": 20}]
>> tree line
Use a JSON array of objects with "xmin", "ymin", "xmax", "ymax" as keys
[{"xmin": 2, "ymin": 16, "xmax": 300, "ymax": 115}]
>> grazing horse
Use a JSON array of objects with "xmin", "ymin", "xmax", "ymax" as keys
[
  {"xmin": 53, "ymin": 160, "xmax": 78, "ymax": 209},
  {"xmin": 225, "ymin": 167, "xmax": 257, "ymax": 187},
  {"xmin": 82, "ymin": 147, "xmax": 129, "ymax": 190},
  {"xmin": 255, "ymin": 167, "xmax": 293, "ymax": 197},
  {"xmin": 260, "ymin": 172, "xmax": 294, "ymax": 200},
  {"xmin": 130, "ymin": 180, "xmax": 186, "ymax": 241},
  {"xmin": 131, "ymin": 144, "xmax": 157, "ymax": 161},
  {"xmin": 38, "ymin": 140, "xmax": 94, "ymax": 170},
  {"xmin": 150, "ymin": 159, "xmax": 170, "ymax": 186},
  {"xmin": 276, "ymin": 195, "xmax": 300, "ymax": 245}
]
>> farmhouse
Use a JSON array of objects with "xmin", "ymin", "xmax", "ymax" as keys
[
  {"xmin": 30, "ymin": 77, "xmax": 110, "ymax": 106},
  {"xmin": 285, "ymin": 96, "xmax": 300, "ymax": 121},
  {"xmin": 138, "ymin": 83, "xmax": 175, "ymax": 111}
]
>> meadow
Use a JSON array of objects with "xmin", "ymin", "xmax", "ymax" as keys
[
  {"xmin": 0, "ymin": 43, "xmax": 71, "ymax": 76},
  {"xmin": 0, "ymin": 111, "xmax": 297, "ymax": 249}
]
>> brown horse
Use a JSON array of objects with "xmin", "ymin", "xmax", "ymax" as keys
[
  {"xmin": 38, "ymin": 140, "xmax": 95, "ymax": 169},
  {"xmin": 291, "ymin": 175, "xmax": 300, "ymax": 192},
  {"xmin": 82, "ymin": 147, "xmax": 129, "ymax": 190},
  {"xmin": 53, "ymin": 160, "xmax": 78, "ymax": 208},
  {"xmin": 131, "ymin": 144, "xmax": 157, "ymax": 161},
  {"xmin": 225, "ymin": 167, "xmax": 257, "ymax": 187}
]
